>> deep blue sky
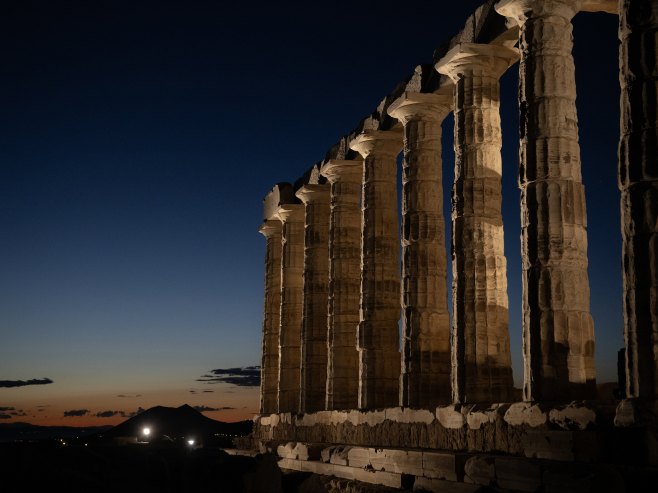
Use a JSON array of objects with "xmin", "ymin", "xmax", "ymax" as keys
[{"xmin": 0, "ymin": 1, "xmax": 621, "ymax": 424}]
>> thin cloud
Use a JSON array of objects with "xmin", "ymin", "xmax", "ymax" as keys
[
  {"xmin": 0, "ymin": 413, "xmax": 11, "ymax": 420},
  {"xmin": 116, "ymin": 394, "xmax": 141, "ymax": 398},
  {"xmin": 63, "ymin": 409, "xmax": 89, "ymax": 417},
  {"xmin": 10, "ymin": 411, "xmax": 27, "ymax": 417},
  {"xmin": 193, "ymin": 405, "xmax": 235, "ymax": 413},
  {"xmin": 0, "ymin": 407, "xmax": 14, "ymax": 411},
  {"xmin": 127, "ymin": 407, "xmax": 145, "ymax": 417},
  {"xmin": 196, "ymin": 366, "xmax": 260, "ymax": 387},
  {"xmin": 95, "ymin": 410, "xmax": 124, "ymax": 418},
  {"xmin": 202, "ymin": 390, "xmax": 214, "ymax": 393},
  {"xmin": 0, "ymin": 378, "xmax": 54, "ymax": 388}
]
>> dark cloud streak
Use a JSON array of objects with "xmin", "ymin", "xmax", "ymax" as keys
[
  {"xmin": 196, "ymin": 366, "xmax": 260, "ymax": 387},
  {"xmin": 63, "ymin": 409, "xmax": 89, "ymax": 417},
  {"xmin": 0, "ymin": 378, "xmax": 53, "ymax": 388}
]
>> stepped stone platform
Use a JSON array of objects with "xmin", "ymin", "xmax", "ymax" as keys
[{"xmin": 244, "ymin": 401, "xmax": 658, "ymax": 491}]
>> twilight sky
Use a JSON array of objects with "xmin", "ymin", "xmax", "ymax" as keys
[{"xmin": 1, "ymin": 1, "xmax": 622, "ymax": 426}]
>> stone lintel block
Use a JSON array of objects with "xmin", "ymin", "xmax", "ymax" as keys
[
  {"xmin": 548, "ymin": 401, "xmax": 597, "ymax": 430},
  {"xmin": 346, "ymin": 447, "xmax": 371, "ymax": 468},
  {"xmin": 385, "ymin": 407, "xmax": 436, "ymax": 424},
  {"xmin": 504, "ymin": 402, "xmax": 548, "ymax": 427},
  {"xmin": 465, "ymin": 403, "xmax": 509, "ymax": 430},
  {"xmin": 277, "ymin": 441, "xmax": 314, "ymax": 460},
  {"xmin": 368, "ymin": 448, "xmax": 424, "ymax": 476},
  {"xmin": 352, "ymin": 467, "xmax": 403, "ymax": 489},
  {"xmin": 422, "ymin": 451, "xmax": 462, "ymax": 481},
  {"xmin": 437, "ymin": 405, "xmax": 466, "ymax": 429},
  {"xmin": 435, "ymin": 42, "xmax": 519, "ymax": 81},
  {"xmin": 413, "ymin": 477, "xmax": 482, "ymax": 493},
  {"xmin": 387, "ymin": 91, "xmax": 453, "ymax": 123},
  {"xmin": 277, "ymin": 457, "xmax": 302, "ymax": 471},
  {"xmin": 521, "ymin": 430, "xmax": 575, "ymax": 461}
]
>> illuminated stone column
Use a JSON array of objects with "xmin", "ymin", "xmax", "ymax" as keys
[
  {"xmin": 321, "ymin": 159, "xmax": 362, "ymax": 410},
  {"xmin": 619, "ymin": 0, "xmax": 658, "ymax": 399},
  {"xmin": 350, "ymin": 130, "xmax": 403, "ymax": 409},
  {"xmin": 276, "ymin": 204, "xmax": 305, "ymax": 413},
  {"xmin": 258, "ymin": 220, "xmax": 282, "ymax": 414},
  {"xmin": 436, "ymin": 43, "xmax": 517, "ymax": 403},
  {"xmin": 496, "ymin": 0, "xmax": 597, "ymax": 401},
  {"xmin": 387, "ymin": 93, "xmax": 453, "ymax": 408},
  {"xmin": 296, "ymin": 184, "xmax": 331, "ymax": 413}
]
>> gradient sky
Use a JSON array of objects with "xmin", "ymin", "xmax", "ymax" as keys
[{"xmin": 1, "ymin": 1, "xmax": 622, "ymax": 426}]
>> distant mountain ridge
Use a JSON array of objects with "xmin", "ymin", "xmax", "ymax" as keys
[
  {"xmin": 0, "ymin": 422, "xmax": 113, "ymax": 442},
  {"xmin": 0, "ymin": 404, "xmax": 252, "ymax": 443},
  {"xmin": 103, "ymin": 404, "xmax": 252, "ymax": 440}
]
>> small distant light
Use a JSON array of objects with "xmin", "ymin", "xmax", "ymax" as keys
[
  {"xmin": 142, "ymin": 427, "xmax": 151, "ymax": 436},
  {"xmin": 187, "ymin": 439, "xmax": 195, "ymax": 446},
  {"xmin": 84, "ymin": 443, "xmax": 88, "ymax": 447}
]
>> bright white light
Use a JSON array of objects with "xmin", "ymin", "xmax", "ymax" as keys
[
  {"xmin": 142, "ymin": 427, "xmax": 151, "ymax": 436},
  {"xmin": 187, "ymin": 439, "xmax": 195, "ymax": 446}
]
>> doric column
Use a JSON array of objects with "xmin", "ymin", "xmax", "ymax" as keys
[
  {"xmin": 258, "ymin": 220, "xmax": 283, "ymax": 414},
  {"xmin": 321, "ymin": 159, "xmax": 363, "ymax": 410},
  {"xmin": 387, "ymin": 93, "xmax": 453, "ymax": 408},
  {"xmin": 619, "ymin": 0, "xmax": 658, "ymax": 399},
  {"xmin": 350, "ymin": 130, "xmax": 403, "ymax": 409},
  {"xmin": 275, "ymin": 203, "xmax": 305, "ymax": 413},
  {"xmin": 296, "ymin": 184, "xmax": 331, "ymax": 413},
  {"xmin": 436, "ymin": 43, "xmax": 517, "ymax": 403},
  {"xmin": 496, "ymin": 0, "xmax": 597, "ymax": 401}
]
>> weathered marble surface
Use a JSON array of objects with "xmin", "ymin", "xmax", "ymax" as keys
[
  {"xmin": 618, "ymin": 0, "xmax": 658, "ymax": 400},
  {"xmin": 297, "ymin": 184, "xmax": 331, "ymax": 413},
  {"xmin": 437, "ymin": 42, "xmax": 517, "ymax": 404},
  {"xmin": 275, "ymin": 204, "xmax": 305, "ymax": 413},
  {"xmin": 388, "ymin": 92, "xmax": 453, "ymax": 409},
  {"xmin": 258, "ymin": 220, "xmax": 283, "ymax": 414},
  {"xmin": 350, "ymin": 130, "xmax": 404, "ymax": 410},
  {"xmin": 321, "ymin": 160, "xmax": 363, "ymax": 411},
  {"xmin": 496, "ymin": 0, "xmax": 597, "ymax": 401}
]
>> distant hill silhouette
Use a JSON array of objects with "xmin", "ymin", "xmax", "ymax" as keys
[
  {"xmin": 103, "ymin": 404, "xmax": 252, "ymax": 442},
  {"xmin": 0, "ymin": 422, "xmax": 112, "ymax": 442}
]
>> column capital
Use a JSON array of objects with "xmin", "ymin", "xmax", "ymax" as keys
[
  {"xmin": 435, "ymin": 43, "xmax": 519, "ymax": 81},
  {"xmin": 495, "ymin": 0, "xmax": 582, "ymax": 25},
  {"xmin": 321, "ymin": 159, "xmax": 362, "ymax": 184},
  {"xmin": 295, "ymin": 183, "xmax": 330, "ymax": 204},
  {"xmin": 349, "ymin": 130, "xmax": 403, "ymax": 159},
  {"xmin": 258, "ymin": 220, "xmax": 282, "ymax": 237},
  {"xmin": 387, "ymin": 92, "xmax": 453, "ymax": 124},
  {"xmin": 275, "ymin": 203, "xmax": 304, "ymax": 223}
]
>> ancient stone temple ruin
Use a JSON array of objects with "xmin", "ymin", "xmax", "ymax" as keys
[{"xmin": 251, "ymin": 0, "xmax": 658, "ymax": 490}]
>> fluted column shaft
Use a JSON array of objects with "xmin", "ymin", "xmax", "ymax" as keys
[
  {"xmin": 276, "ymin": 204, "xmax": 305, "ymax": 413},
  {"xmin": 496, "ymin": 0, "xmax": 596, "ymax": 401},
  {"xmin": 388, "ymin": 93, "xmax": 453, "ymax": 408},
  {"xmin": 619, "ymin": 0, "xmax": 658, "ymax": 399},
  {"xmin": 258, "ymin": 220, "xmax": 282, "ymax": 414},
  {"xmin": 350, "ymin": 130, "xmax": 403, "ymax": 409},
  {"xmin": 296, "ymin": 184, "xmax": 331, "ymax": 413},
  {"xmin": 321, "ymin": 160, "xmax": 363, "ymax": 410},
  {"xmin": 437, "ymin": 43, "xmax": 517, "ymax": 403}
]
